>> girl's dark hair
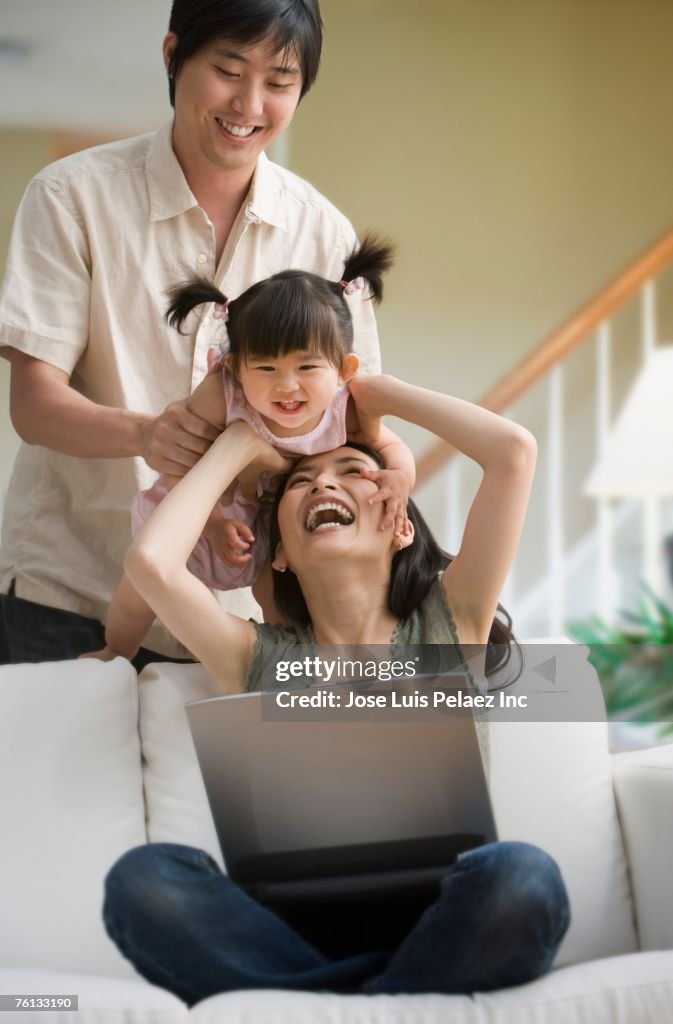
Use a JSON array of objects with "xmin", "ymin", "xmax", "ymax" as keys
[
  {"xmin": 167, "ymin": 0, "xmax": 323, "ymax": 106},
  {"xmin": 165, "ymin": 234, "xmax": 394, "ymax": 376},
  {"xmin": 268, "ymin": 442, "xmax": 523, "ymax": 687}
]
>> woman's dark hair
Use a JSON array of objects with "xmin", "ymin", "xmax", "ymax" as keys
[
  {"xmin": 165, "ymin": 234, "xmax": 394, "ymax": 376},
  {"xmin": 268, "ymin": 442, "xmax": 523, "ymax": 687},
  {"xmin": 167, "ymin": 0, "xmax": 323, "ymax": 105}
]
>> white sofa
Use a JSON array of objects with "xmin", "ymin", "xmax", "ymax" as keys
[{"xmin": 2, "ymin": 646, "xmax": 673, "ymax": 1023}]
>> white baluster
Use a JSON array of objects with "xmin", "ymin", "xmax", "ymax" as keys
[
  {"xmin": 596, "ymin": 323, "xmax": 615, "ymax": 621},
  {"xmin": 640, "ymin": 280, "xmax": 657, "ymax": 358},
  {"xmin": 548, "ymin": 366, "xmax": 564, "ymax": 634},
  {"xmin": 643, "ymin": 496, "xmax": 663, "ymax": 597},
  {"xmin": 639, "ymin": 280, "xmax": 662, "ymax": 597}
]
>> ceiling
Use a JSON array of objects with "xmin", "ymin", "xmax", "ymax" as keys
[{"xmin": 0, "ymin": 0, "xmax": 172, "ymax": 133}]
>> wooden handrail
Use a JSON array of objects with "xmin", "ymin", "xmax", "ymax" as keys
[{"xmin": 415, "ymin": 222, "xmax": 673, "ymax": 486}]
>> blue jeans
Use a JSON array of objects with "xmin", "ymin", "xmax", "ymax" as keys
[
  {"xmin": 103, "ymin": 841, "xmax": 570, "ymax": 1005},
  {"xmin": 0, "ymin": 582, "xmax": 193, "ymax": 672}
]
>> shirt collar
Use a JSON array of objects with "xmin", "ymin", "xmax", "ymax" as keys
[
  {"xmin": 146, "ymin": 121, "xmax": 199, "ymax": 222},
  {"xmin": 146, "ymin": 122, "xmax": 287, "ymax": 231},
  {"xmin": 244, "ymin": 152, "xmax": 287, "ymax": 231}
]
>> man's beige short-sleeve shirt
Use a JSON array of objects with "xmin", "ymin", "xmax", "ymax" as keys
[{"xmin": 0, "ymin": 122, "xmax": 380, "ymax": 657}]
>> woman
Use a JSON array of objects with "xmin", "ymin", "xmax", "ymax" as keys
[{"xmin": 103, "ymin": 374, "xmax": 570, "ymax": 1004}]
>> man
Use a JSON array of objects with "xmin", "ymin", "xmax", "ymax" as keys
[{"xmin": 0, "ymin": 0, "xmax": 380, "ymax": 668}]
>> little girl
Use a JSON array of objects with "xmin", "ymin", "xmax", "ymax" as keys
[{"xmin": 89, "ymin": 236, "xmax": 415, "ymax": 661}]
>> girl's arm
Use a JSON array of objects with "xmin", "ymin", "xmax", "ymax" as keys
[
  {"xmin": 125, "ymin": 422, "xmax": 288, "ymax": 692},
  {"xmin": 349, "ymin": 374, "xmax": 537, "ymax": 644}
]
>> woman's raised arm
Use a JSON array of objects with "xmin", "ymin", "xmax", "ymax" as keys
[
  {"xmin": 349, "ymin": 374, "xmax": 537, "ymax": 644},
  {"xmin": 124, "ymin": 421, "xmax": 289, "ymax": 691}
]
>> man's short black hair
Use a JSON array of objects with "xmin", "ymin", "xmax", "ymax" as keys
[{"xmin": 167, "ymin": 0, "xmax": 323, "ymax": 105}]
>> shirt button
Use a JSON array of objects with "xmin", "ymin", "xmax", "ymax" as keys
[{"xmin": 197, "ymin": 253, "xmax": 207, "ymax": 264}]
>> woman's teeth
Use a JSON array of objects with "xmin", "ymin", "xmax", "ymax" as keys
[
  {"xmin": 216, "ymin": 118, "xmax": 255, "ymax": 137},
  {"xmin": 305, "ymin": 502, "xmax": 355, "ymax": 532}
]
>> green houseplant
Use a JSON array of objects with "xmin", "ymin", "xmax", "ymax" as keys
[{"xmin": 567, "ymin": 584, "xmax": 673, "ymax": 738}]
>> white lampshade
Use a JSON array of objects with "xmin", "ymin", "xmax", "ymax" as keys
[{"xmin": 585, "ymin": 345, "xmax": 673, "ymax": 498}]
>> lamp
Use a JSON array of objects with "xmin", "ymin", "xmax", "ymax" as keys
[{"xmin": 584, "ymin": 345, "xmax": 673, "ymax": 597}]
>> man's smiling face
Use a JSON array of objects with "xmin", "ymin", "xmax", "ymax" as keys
[{"xmin": 166, "ymin": 34, "xmax": 303, "ymax": 178}]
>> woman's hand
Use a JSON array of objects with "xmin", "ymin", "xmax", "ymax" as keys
[
  {"xmin": 237, "ymin": 451, "xmax": 294, "ymax": 502},
  {"xmin": 223, "ymin": 421, "xmax": 293, "ymax": 479},
  {"xmin": 359, "ymin": 466, "xmax": 411, "ymax": 535}
]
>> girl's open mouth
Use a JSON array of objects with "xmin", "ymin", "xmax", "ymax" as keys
[{"xmin": 274, "ymin": 400, "xmax": 305, "ymax": 413}]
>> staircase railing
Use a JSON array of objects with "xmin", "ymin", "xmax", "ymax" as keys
[{"xmin": 414, "ymin": 225, "xmax": 673, "ymax": 635}]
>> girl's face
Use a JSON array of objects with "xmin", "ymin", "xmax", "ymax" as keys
[
  {"xmin": 236, "ymin": 350, "xmax": 359, "ymax": 437},
  {"xmin": 273, "ymin": 447, "xmax": 390, "ymax": 571}
]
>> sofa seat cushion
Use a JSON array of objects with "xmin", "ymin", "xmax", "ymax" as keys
[
  {"xmin": 0, "ymin": 659, "xmax": 147, "ymax": 978},
  {"xmin": 189, "ymin": 951, "xmax": 673, "ymax": 1023},
  {"xmin": 0, "ymin": 968, "xmax": 188, "ymax": 1023}
]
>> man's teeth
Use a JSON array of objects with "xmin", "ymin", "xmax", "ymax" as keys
[
  {"xmin": 216, "ymin": 118, "xmax": 255, "ymax": 137},
  {"xmin": 305, "ymin": 502, "xmax": 355, "ymax": 532}
]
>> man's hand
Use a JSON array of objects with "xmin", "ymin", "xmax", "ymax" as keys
[
  {"xmin": 205, "ymin": 517, "xmax": 256, "ymax": 567},
  {"xmin": 360, "ymin": 466, "xmax": 412, "ymax": 535},
  {"xmin": 139, "ymin": 400, "xmax": 221, "ymax": 477}
]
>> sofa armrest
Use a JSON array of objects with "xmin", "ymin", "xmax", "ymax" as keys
[{"xmin": 612, "ymin": 743, "xmax": 673, "ymax": 950}]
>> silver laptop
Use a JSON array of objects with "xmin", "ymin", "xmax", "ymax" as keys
[{"xmin": 185, "ymin": 674, "xmax": 496, "ymax": 904}]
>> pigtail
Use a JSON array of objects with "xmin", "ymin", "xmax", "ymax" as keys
[
  {"xmin": 165, "ymin": 278, "xmax": 229, "ymax": 333},
  {"xmin": 340, "ymin": 233, "xmax": 396, "ymax": 304}
]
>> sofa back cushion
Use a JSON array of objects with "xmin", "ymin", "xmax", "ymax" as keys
[
  {"xmin": 0, "ymin": 658, "xmax": 146, "ymax": 977},
  {"xmin": 489, "ymin": 639, "xmax": 638, "ymax": 965},
  {"xmin": 139, "ymin": 642, "xmax": 638, "ymax": 968},
  {"xmin": 138, "ymin": 663, "xmax": 224, "ymax": 866}
]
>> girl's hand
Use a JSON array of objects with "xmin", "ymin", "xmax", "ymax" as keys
[
  {"xmin": 360, "ymin": 466, "xmax": 412, "ymax": 535},
  {"xmin": 209, "ymin": 518, "xmax": 256, "ymax": 567}
]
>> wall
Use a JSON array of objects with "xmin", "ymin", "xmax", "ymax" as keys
[{"xmin": 292, "ymin": 0, "xmax": 673, "ymax": 388}]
